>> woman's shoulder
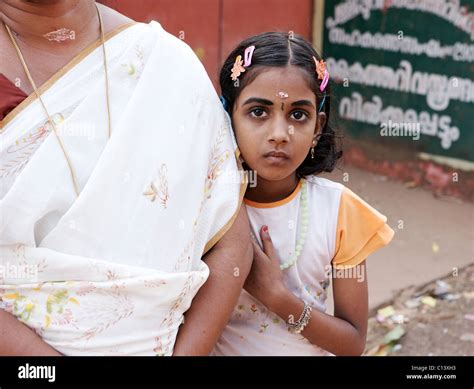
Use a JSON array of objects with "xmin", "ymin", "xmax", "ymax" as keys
[
  {"xmin": 97, "ymin": 6, "xmax": 209, "ymax": 84},
  {"xmin": 139, "ymin": 20, "xmax": 205, "ymax": 72},
  {"xmin": 99, "ymin": 4, "xmax": 135, "ymax": 33}
]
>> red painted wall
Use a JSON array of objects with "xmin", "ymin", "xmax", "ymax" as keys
[{"xmin": 99, "ymin": 0, "xmax": 313, "ymax": 88}]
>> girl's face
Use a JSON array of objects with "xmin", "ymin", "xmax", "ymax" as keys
[{"xmin": 232, "ymin": 65, "xmax": 325, "ymax": 182}]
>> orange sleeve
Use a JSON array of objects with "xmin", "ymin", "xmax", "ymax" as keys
[{"xmin": 332, "ymin": 187, "xmax": 394, "ymax": 269}]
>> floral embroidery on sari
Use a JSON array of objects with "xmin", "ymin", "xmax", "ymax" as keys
[
  {"xmin": 154, "ymin": 272, "xmax": 197, "ymax": 356},
  {"xmin": 1, "ymin": 286, "xmax": 79, "ymax": 334},
  {"xmin": 121, "ymin": 45, "xmax": 145, "ymax": 81},
  {"xmin": 77, "ymin": 282, "xmax": 134, "ymax": 341},
  {"xmin": 142, "ymin": 163, "xmax": 169, "ymax": 208},
  {"xmin": 0, "ymin": 115, "xmax": 59, "ymax": 179},
  {"xmin": 0, "ymin": 278, "xmax": 136, "ymax": 343},
  {"xmin": 157, "ymin": 164, "xmax": 170, "ymax": 208},
  {"xmin": 193, "ymin": 121, "xmax": 232, "ymax": 229},
  {"xmin": 204, "ymin": 123, "xmax": 231, "ymax": 199},
  {"xmin": 0, "ymin": 102, "xmax": 79, "ymax": 182},
  {"xmin": 144, "ymin": 279, "xmax": 167, "ymax": 288},
  {"xmin": 173, "ymin": 238, "xmax": 194, "ymax": 272},
  {"xmin": 142, "ymin": 181, "xmax": 158, "ymax": 202}
]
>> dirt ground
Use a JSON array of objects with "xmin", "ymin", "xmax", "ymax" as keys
[{"xmin": 364, "ymin": 264, "xmax": 474, "ymax": 356}]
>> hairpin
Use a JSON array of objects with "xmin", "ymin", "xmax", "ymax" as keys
[
  {"xmin": 231, "ymin": 45, "xmax": 256, "ymax": 81},
  {"xmin": 243, "ymin": 45, "xmax": 255, "ymax": 67},
  {"xmin": 313, "ymin": 56, "xmax": 329, "ymax": 92},
  {"xmin": 318, "ymin": 94, "xmax": 327, "ymax": 113},
  {"xmin": 220, "ymin": 95, "xmax": 229, "ymax": 111}
]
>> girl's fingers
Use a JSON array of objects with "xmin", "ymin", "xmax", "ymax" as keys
[{"xmin": 259, "ymin": 225, "xmax": 276, "ymax": 261}]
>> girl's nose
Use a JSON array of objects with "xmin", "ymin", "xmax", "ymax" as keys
[{"xmin": 267, "ymin": 117, "xmax": 290, "ymax": 144}]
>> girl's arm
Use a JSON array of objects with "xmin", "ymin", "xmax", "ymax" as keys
[
  {"xmin": 266, "ymin": 263, "xmax": 368, "ymax": 356},
  {"xmin": 0, "ymin": 309, "xmax": 62, "ymax": 356},
  {"xmin": 245, "ymin": 225, "xmax": 368, "ymax": 356},
  {"xmin": 172, "ymin": 206, "xmax": 253, "ymax": 355}
]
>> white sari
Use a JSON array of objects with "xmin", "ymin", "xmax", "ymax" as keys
[{"xmin": 0, "ymin": 21, "xmax": 246, "ymax": 355}]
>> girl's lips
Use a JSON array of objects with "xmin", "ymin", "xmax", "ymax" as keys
[
  {"xmin": 263, "ymin": 151, "xmax": 290, "ymax": 165},
  {"xmin": 264, "ymin": 155, "xmax": 289, "ymax": 165},
  {"xmin": 263, "ymin": 150, "xmax": 290, "ymax": 159}
]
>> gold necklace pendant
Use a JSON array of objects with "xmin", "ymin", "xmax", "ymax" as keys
[{"xmin": 43, "ymin": 28, "xmax": 76, "ymax": 43}]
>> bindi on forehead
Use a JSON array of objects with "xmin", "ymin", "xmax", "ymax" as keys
[
  {"xmin": 276, "ymin": 91, "xmax": 288, "ymax": 111},
  {"xmin": 277, "ymin": 91, "xmax": 289, "ymax": 99}
]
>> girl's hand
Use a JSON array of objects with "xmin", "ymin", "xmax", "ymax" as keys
[{"xmin": 244, "ymin": 225, "xmax": 288, "ymax": 310}]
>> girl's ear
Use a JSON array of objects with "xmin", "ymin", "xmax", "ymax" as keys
[{"xmin": 315, "ymin": 112, "xmax": 327, "ymax": 137}]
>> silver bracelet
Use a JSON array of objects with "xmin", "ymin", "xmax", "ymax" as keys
[{"xmin": 287, "ymin": 301, "xmax": 312, "ymax": 334}]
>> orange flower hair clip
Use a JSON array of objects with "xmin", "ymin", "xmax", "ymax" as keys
[
  {"xmin": 313, "ymin": 56, "xmax": 329, "ymax": 92},
  {"xmin": 231, "ymin": 45, "xmax": 256, "ymax": 81},
  {"xmin": 231, "ymin": 55, "xmax": 245, "ymax": 81}
]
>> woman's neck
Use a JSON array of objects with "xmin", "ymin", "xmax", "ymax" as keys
[
  {"xmin": 245, "ymin": 173, "xmax": 300, "ymax": 203},
  {"xmin": 0, "ymin": 0, "xmax": 99, "ymax": 53}
]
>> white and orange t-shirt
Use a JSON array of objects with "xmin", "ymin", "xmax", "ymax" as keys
[{"xmin": 213, "ymin": 175, "xmax": 394, "ymax": 356}]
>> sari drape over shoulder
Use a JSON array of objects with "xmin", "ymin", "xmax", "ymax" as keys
[{"xmin": 0, "ymin": 21, "xmax": 246, "ymax": 355}]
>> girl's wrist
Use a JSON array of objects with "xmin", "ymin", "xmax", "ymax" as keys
[
  {"xmin": 267, "ymin": 286, "xmax": 308, "ymax": 328},
  {"xmin": 267, "ymin": 283, "xmax": 292, "ymax": 312}
]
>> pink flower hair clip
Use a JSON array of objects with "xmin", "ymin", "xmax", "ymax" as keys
[
  {"xmin": 313, "ymin": 56, "xmax": 329, "ymax": 92},
  {"xmin": 231, "ymin": 45, "xmax": 256, "ymax": 81}
]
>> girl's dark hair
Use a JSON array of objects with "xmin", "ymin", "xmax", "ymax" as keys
[{"xmin": 219, "ymin": 31, "xmax": 342, "ymax": 177}]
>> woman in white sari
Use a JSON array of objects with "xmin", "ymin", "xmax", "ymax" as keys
[{"xmin": 0, "ymin": 0, "xmax": 252, "ymax": 355}]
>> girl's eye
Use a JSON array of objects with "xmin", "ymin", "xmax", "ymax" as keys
[
  {"xmin": 249, "ymin": 108, "xmax": 267, "ymax": 118},
  {"xmin": 290, "ymin": 110, "xmax": 308, "ymax": 121}
]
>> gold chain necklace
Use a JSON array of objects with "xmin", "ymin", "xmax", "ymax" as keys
[{"xmin": 3, "ymin": 3, "xmax": 111, "ymax": 196}]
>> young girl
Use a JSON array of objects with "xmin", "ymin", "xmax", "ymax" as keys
[{"xmin": 213, "ymin": 32, "xmax": 394, "ymax": 356}]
